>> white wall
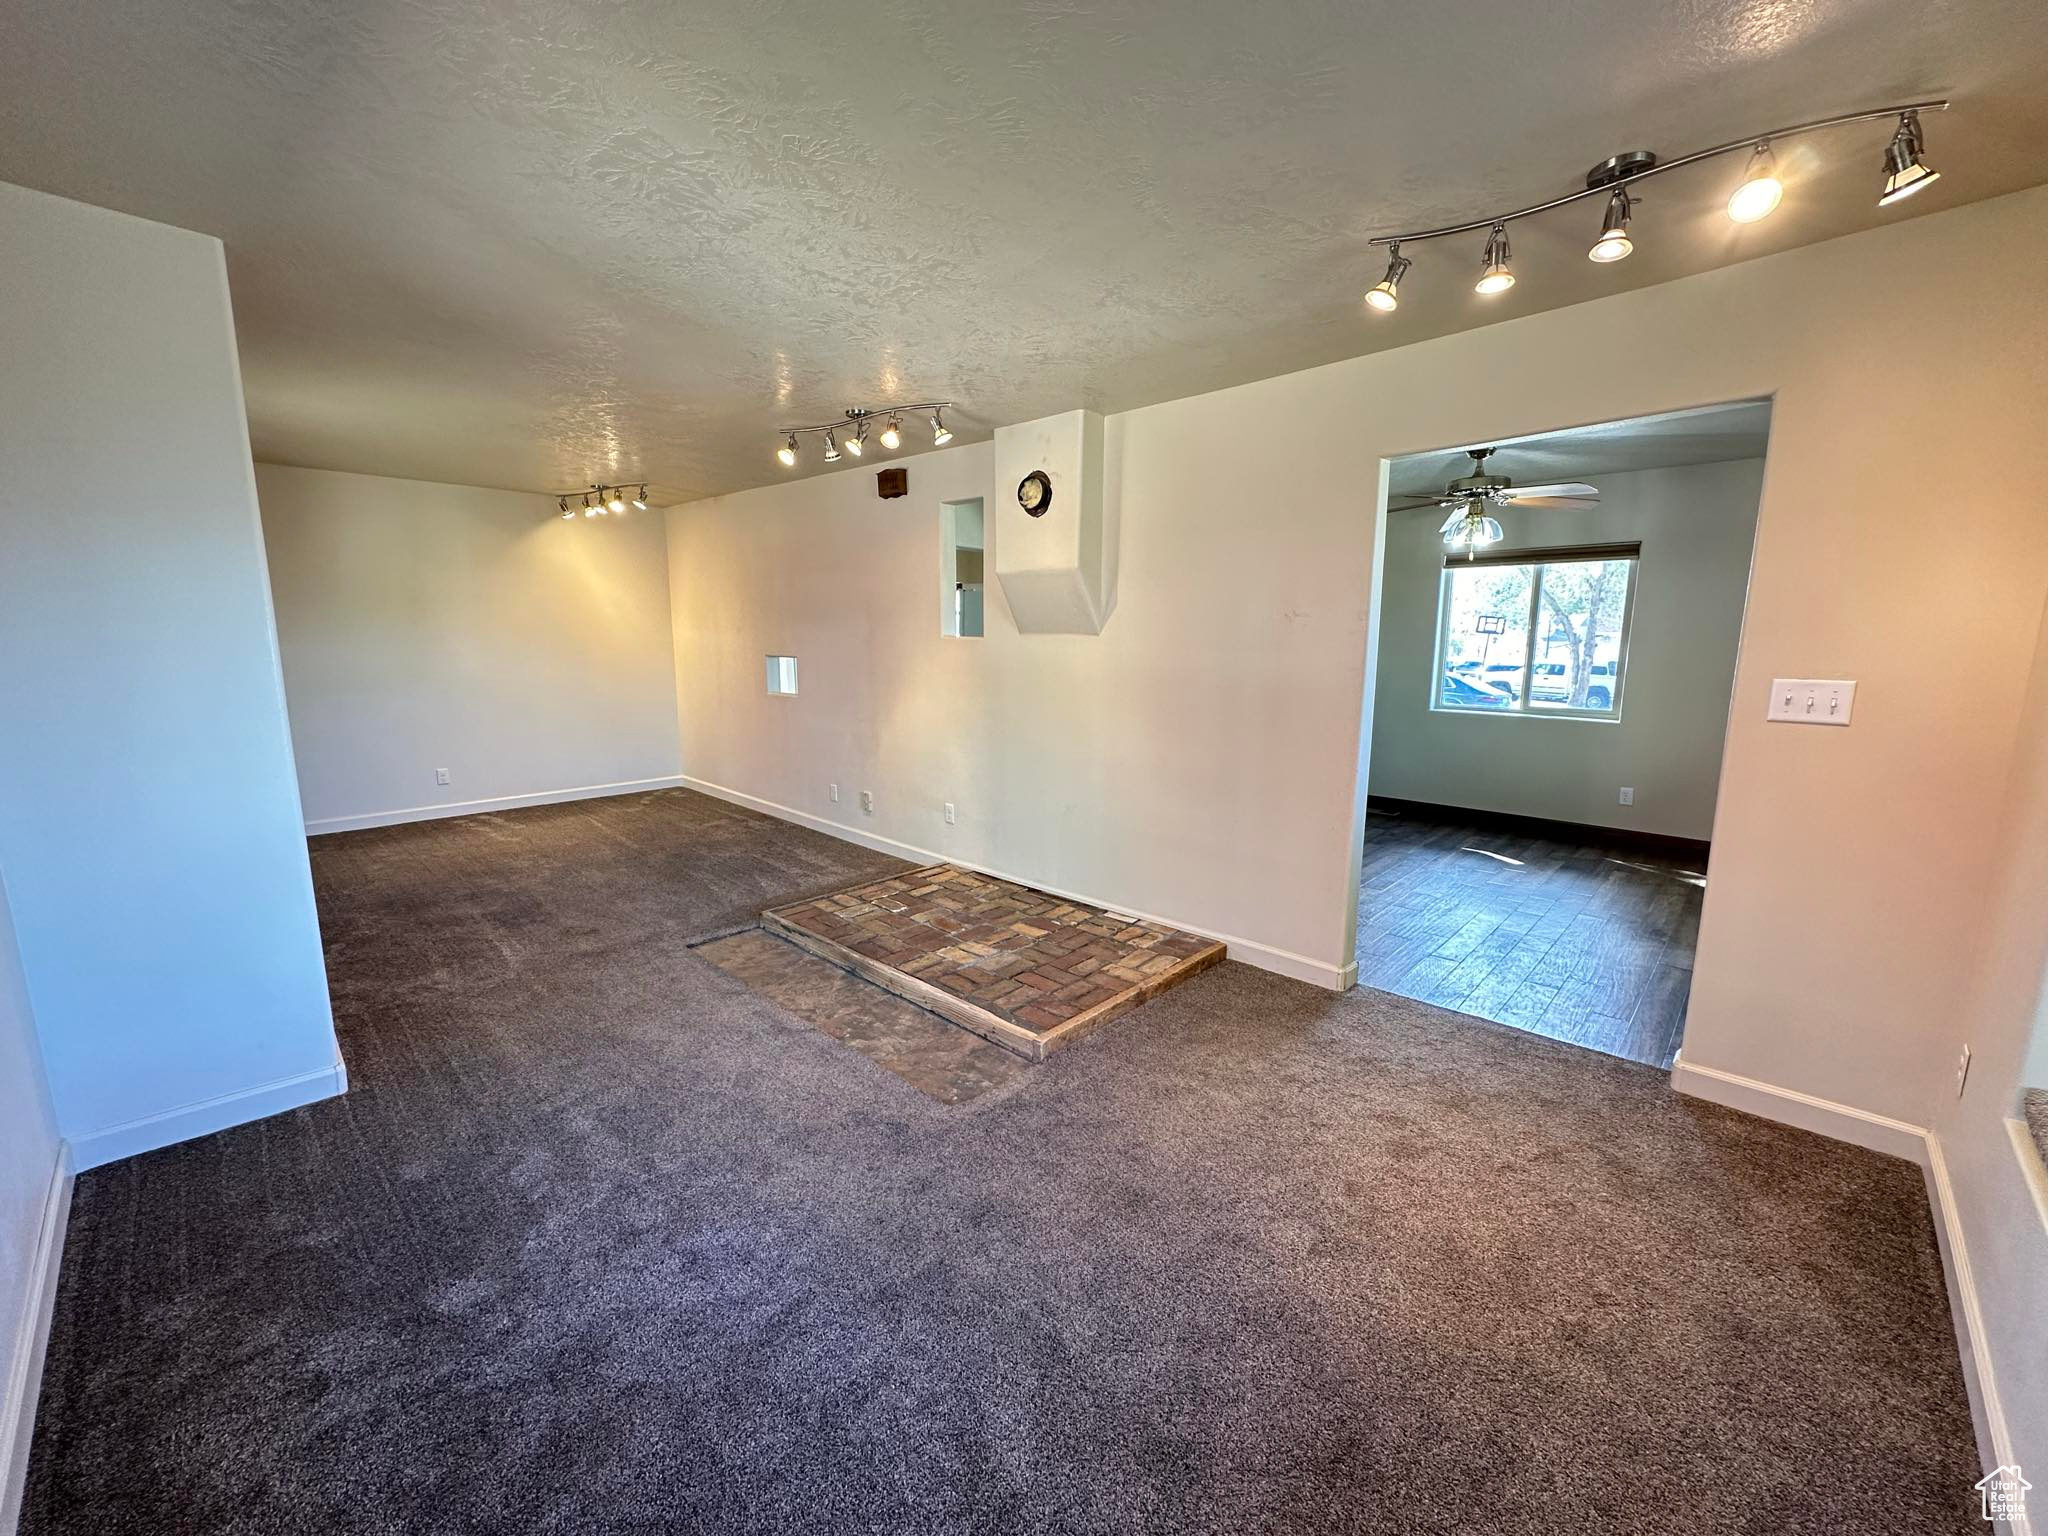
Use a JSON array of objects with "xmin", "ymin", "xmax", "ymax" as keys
[
  {"xmin": 0, "ymin": 182, "xmax": 343, "ymax": 1170},
  {"xmin": 670, "ymin": 183, "xmax": 2048, "ymax": 1127},
  {"xmin": 1369, "ymin": 459, "xmax": 1763, "ymax": 840},
  {"xmin": 257, "ymin": 465, "xmax": 681, "ymax": 832},
  {"xmin": 1933, "ymin": 587, "xmax": 2048, "ymax": 1475},
  {"xmin": 0, "ymin": 872, "xmax": 61, "ymax": 1531},
  {"xmin": 671, "ymin": 433, "xmax": 1368, "ymax": 985}
]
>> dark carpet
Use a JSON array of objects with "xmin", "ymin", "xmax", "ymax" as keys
[{"xmin": 22, "ymin": 788, "xmax": 1980, "ymax": 1533}]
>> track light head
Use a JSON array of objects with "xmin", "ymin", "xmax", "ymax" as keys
[
  {"xmin": 559, "ymin": 498, "xmax": 574, "ymax": 520},
  {"xmin": 632, "ymin": 487, "xmax": 649, "ymax": 510},
  {"xmin": 607, "ymin": 490, "xmax": 627, "ymax": 513},
  {"xmin": 582, "ymin": 496, "xmax": 597, "ymax": 518},
  {"xmin": 1727, "ymin": 142, "xmax": 1783, "ymax": 223},
  {"xmin": 880, "ymin": 417, "xmax": 901, "ymax": 450},
  {"xmin": 1365, "ymin": 244, "xmax": 1410, "ymax": 312},
  {"xmin": 778, "ymin": 434, "xmax": 798, "ymax": 467},
  {"xmin": 1475, "ymin": 224, "xmax": 1515, "ymax": 295},
  {"xmin": 1879, "ymin": 112, "xmax": 1939, "ymax": 206},
  {"xmin": 1587, "ymin": 190, "xmax": 1634, "ymax": 263},
  {"xmin": 930, "ymin": 409, "xmax": 952, "ymax": 446},
  {"xmin": 822, "ymin": 429, "xmax": 841, "ymax": 462},
  {"xmin": 844, "ymin": 421, "xmax": 865, "ymax": 457}
]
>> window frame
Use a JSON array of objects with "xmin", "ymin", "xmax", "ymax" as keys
[{"xmin": 1429, "ymin": 545, "xmax": 1640, "ymax": 722}]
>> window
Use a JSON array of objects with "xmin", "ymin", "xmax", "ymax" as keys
[
  {"xmin": 1433, "ymin": 544, "xmax": 1636, "ymax": 717},
  {"xmin": 764, "ymin": 655, "xmax": 798, "ymax": 695}
]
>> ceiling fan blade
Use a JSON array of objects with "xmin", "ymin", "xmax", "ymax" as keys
[
  {"xmin": 1507, "ymin": 495, "xmax": 1601, "ymax": 509},
  {"xmin": 1386, "ymin": 495, "xmax": 1446, "ymax": 512},
  {"xmin": 1500, "ymin": 482, "xmax": 1598, "ymax": 501}
]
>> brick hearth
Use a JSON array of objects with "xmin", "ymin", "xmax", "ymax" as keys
[{"xmin": 761, "ymin": 865, "xmax": 1226, "ymax": 1061}]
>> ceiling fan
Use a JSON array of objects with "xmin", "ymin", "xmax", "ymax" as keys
[{"xmin": 1387, "ymin": 448, "xmax": 1600, "ymax": 557}]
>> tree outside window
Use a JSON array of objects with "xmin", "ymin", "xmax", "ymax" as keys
[{"xmin": 1435, "ymin": 551, "xmax": 1635, "ymax": 715}]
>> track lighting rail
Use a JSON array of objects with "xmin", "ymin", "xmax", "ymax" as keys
[
  {"xmin": 554, "ymin": 483, "xmax": 648, "ymax": 520},
  {"xmin": 1367, "ymin": 99, "xmax": 1948, "ymax": 247},
  {"xmin": 778, "ymin": 401, "xmax": 953, "ymax": 438},
  {"xmin": 775, "ymin": 401, "xmax": 956, "ymax": 467}
]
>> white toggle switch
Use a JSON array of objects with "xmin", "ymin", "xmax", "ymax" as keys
[{"xmin": 1767, "ymin": 678, "xmax": 1856, "ymax": 726}]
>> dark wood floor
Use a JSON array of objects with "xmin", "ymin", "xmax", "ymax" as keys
[{"xmin": 1357, "ymin": 807, "xmax": 1703, "ymax": 1068}]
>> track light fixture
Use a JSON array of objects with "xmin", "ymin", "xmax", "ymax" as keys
[
  {"xmin": 774, "ymin": 401, "xmax": 955, "ymax": 467},
  {"xmin": 1879, "ymin": 111, "xmax": 1940, "ymax": 206},
  {"xmin": 1365, "ymin": 243, "xmax": 1410, "ymax": 311},
  {"xmin": 1727, "ymin": 142, "xmax": 1783, "ymax": 223},
  {"xmin": 1587, "ymin": 189, "xmax": 1634, "ymax": 263},
  {"xmin": 550, "ymin": 484, "xmax": 649, "ymax": 523},
  {"xmin": 1475, "ymin": 224, "xmax": 1515, "ymax": 294},
  {"xmin": 1364, "ymin": 99, "xmax": 1948, "ymax": 315}
]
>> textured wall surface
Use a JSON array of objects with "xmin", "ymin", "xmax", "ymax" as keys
[
  {"xmin": 0, "ymin": 183, "xmax": 342, "ymax": 1159},
  {"xmin": 2, "ymin": 2, "xmax": 2043, "ymax": 501},
  {"xmin": 258, "ymin": 464, "xmax": 683, "ymax": 829},
  {"xmin": 672, "ymin": 187, "xmax": 2048, "ymax": 1141}
]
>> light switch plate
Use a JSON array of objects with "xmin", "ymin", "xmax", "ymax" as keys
[{"xmin": 1767, "ymin": 678, "xmax": 1855, "ymax": 726}]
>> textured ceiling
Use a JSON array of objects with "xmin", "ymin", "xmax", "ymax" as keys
[
  {"xmin": 3, "ymin": 1, "xmax": 2043, "ymax": 504},
  {"xmin": 1389, "ymin": 401, "xmax": 1775, "ymax": 502}
]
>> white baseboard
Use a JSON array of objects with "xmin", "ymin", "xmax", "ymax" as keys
[
  {"xmin": 0, "ymin": 1148, "xmax": 71, "ymax": 1534},
  {"xmin": 680, "ymin": 775, "xmax": 1350, "ymax": 990},
  {"xmin": 306, "ymin": 775, "xmax": 685, "ymax": 835},
  {"xmin": 66, "ymin": 1060, "xmax": 348, "ymax": 1173},
  {"xmin": 1671, "ymin": 1053, "xmax": 2025, "ymax": 1529},
  {"xmin": 1669, "ymin": 1054, "xmax": 1930, "ymax": 1162},
  {"xmin": 1923, "ymin": 1133, "xmax": 2028, "ymax": 1532}
]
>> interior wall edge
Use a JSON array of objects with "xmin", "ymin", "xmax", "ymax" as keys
[
  {"xmin": 304, "ymin": 776, "xmax": 687, "ymax": 836},
  {"xmin": 0, "ymin": 1148, "xmax": 71, "ymax": 1536},
  {"xmin": 679, "ymin": 776, "xmax": 1351, "ymax": 990},
  {"xmin": 64, "ymin": 1061, "xmax": 346, "ymax": 1174}
]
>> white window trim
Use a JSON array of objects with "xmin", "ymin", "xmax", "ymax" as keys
[{"xmin": 1429, "ymin": 550, "xmax": 1639, "ymax": 723}]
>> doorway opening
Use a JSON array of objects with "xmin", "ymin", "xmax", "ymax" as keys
[{"xmin": 1353, "ymin": 400, "xmax": 1771, "ymax": 1068}]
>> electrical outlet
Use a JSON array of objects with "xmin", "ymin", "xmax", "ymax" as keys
[
  {"xmin": 828, "ymin": 783, "xmax": 839, "ymax": 803},
  {"xmin": 1618, "ymin": 787, "xmax": 1634, "ymax": 806},
  {"xmin": 1955, "ymin": 1044, "xmax": 1971, "ymax": 1098},
  {"xmin": 944, "ymin": 802, "xmax": 956, "ymax": 825},
  {"xmin": 435, "ymin": 767, "xmax": 451, "ymax": 786},
  {"xmin": 859, "ymin": 790, "xmax": 874, "ymax": 814}
]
